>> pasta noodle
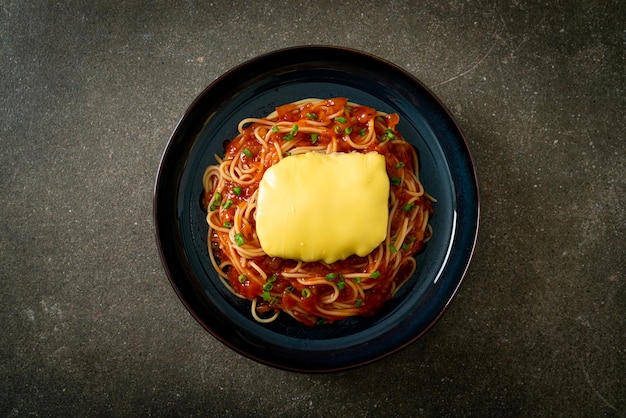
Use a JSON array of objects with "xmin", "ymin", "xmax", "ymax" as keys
[{"xmin": 202, "ymin": 98, "xmax": 434, "ymax": 326}]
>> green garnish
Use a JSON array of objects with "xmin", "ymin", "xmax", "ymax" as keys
[
  {"xmin": 402, "ymin": 203, "xmax": 415, "ymax": 212},
  {"xmin": 223, "ymin": 221, "xmax": 233, "ymax": 228},
  {"xmin": 222, "ymin": 199, "xmax": 233, "ymax": 209},
  {"xmin": 233, "ymin": 232, "xmax": 245, "ymax": 246},
  {"xmin": 352, "ymin": 277, "xmax": 361, "ymax": 284},
  {"xmin": 301, "ymin": 288, "xmax": 312, "ymax": 298},
  {"xmin": 269, "ymin": 296, "xmax": 280, "ymax": 306},
  {"xmin": 285, "ymin": 285, "xmax": 295, "ymax": 293},
  {"xmin": 360, "ymin": 128, "xmax": 367, "ymax": 136},
  {"xmin": 262, "ymin": 291, "xmax": 271, "ymax": 301},
  {"xmin": 306, "ymin": 112, "xmax": 318, "ymax": 120},
  {"xmin": 337, "ymin": 276, "xmax": 345, "ymax": 290},
  {"xmin": 209, "ymin": 192, "xmax": 221, "ymax": 211},
  {"xmin": 379, "ymin": 129, "xmax": 396, "ymax": 142},
  {"xmin": 263, "ymin": 282, "xmax": 273, "ymax": 291},
  {"xmin": 334, "ymin": 125, "xmax": 342, "ymax": 135},
  {"xmin": 242, "ymin": 148, "xmax": 253, "ymax": 158},
  {"xmin": 238, "ymin": 274, "xmax": 247, "ymax": 283},
  {"xmin": 370, "ymin": 271, "xmax": 381, "ymax": 279},
  {"xmin": 335, "ymin": 116, "xmax": 347, "ymax": 124},
  {"xmin": 390, "ymin": 244, "xmax": 398, "ymax": 254},
  {"xmin": 395, "ymin": 162, "xmax": 405, "ymax": 169},
  {"xmin": 267, "ymin": 275, "xmax": 277, "ymax": 283},
  {"xmin": 316, "ymin": 318, "xmax": 328, "ymax": 325},
  {"xmin": 310, "ymin": 133, "xmax": 319, "ymax": 143},
  {"xmin": 355, "ymin": 298, "xmax": 363, "ymax": 308},
  {"xmin": 290, "ymin": 124, "xmax": 299, "ymax": 135},
  {"xmin": 283, "ymin": 134, "xmax": 294, "ymax": 141},
  {"xmin": 401, "ymin": 243, "xmax": 409, "ymax": 250},
  {"xmin": 325, "ymin": 273, "xmax": 336, "ymax": 281},
  {"xmin": 390, "ymin": 176, "xmax": 402, "ymax": 186},
  {"xmin": 272, "ymin": 126, "xmax": 279, "ymax": 133},
  {"xmin": 233, "ymin": 186, "xmax": 242, "ymax": 196},
  {"xmin": 344, "ymin": 126, "xmax": 353, "ymax": 135}
]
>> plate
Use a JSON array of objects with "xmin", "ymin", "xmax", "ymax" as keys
[{"xmin": 154, "ymin": 46, "xmax": 479, "ymax": 372}]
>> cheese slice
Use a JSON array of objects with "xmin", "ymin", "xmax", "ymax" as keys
[{"xmin": 256, "ymin": 152, "xmax": 389, "ymax": 263}]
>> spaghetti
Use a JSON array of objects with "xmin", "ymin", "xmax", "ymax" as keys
[{"xmin": 202, "ymin": 98, "xmax": 434, "ymax": 326}]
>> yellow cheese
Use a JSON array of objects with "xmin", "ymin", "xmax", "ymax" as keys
[{"xmin": 256, "ymin": 152, "xmax": 389, "ymax": 263}]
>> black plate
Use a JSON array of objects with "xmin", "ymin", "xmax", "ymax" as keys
[{"xmin": 154, "ymin": 46, "xmax": 479, "ymax": 372}]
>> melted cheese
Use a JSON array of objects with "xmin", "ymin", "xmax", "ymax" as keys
[{"xmin": 256, "ymin": 152, "xmax": 389, "ymax": 263}]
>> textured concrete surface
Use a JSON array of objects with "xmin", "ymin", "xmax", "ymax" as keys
[{"xmin": 1, "ymin": 1, "xmax": 624, "ymax": 416}]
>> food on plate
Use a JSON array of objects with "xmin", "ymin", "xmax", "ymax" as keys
[{"xmin": 202, "ymin": 98, "xmax": 434, "ymax": 326}]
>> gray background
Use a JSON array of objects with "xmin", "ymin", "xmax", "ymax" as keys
[{"xmin": 2, "ymin": 1, "xmax": 624, "ymax": 416}]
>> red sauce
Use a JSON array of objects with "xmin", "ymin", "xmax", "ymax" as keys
[{"xmin": 349, "ymin": 105, "xmax": 377, "ymax": 124}]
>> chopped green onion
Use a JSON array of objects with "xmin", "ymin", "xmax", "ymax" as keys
[
  {"xmin": 310, "ymin": 133, "xmax": 319, "ymax": 143},
  {"xmin": 355, "ymin": 298, "xmax": 363, "ymax": 308},
  {"xmin": 325, "ymin": 273, "xmax": 336, "ymax": 281},
  {"xmin": 401, "ymin": 243, "xmax": 409, "ymax": 250},
  {"xmin": 269, "ymin": 296, "xmax": 280, "ymax": 306},
  {"xmin": 242, "ymin": 148, "xmax": 253, "ymax": 158},
  {"xmin": 390, "ymin": 244, "xmax": 398, "ymax": 254},
  {"xmin": 223, "ymin": 221, "xmax": 233, "ymax": 228},
  {"xmin": 334, "ymin": 125, "xmax": 342, "ymax": 134},
  {"xmin": 335, "ymin": 116, "xmax": 347, "ymax": 124},
  {"xmin": 370, "ymin": 271, "xmax": 381, "ymax": 279},
  {"xmin": 263, "ymin": 282, "xmax": 273, "ymax": 291},
  {"xmin": 395, "ymin": 162, "xmax": 405, "ymax": 169},
  {"xmin": 282, "ymin": 134, "xmax": 294, "ymax": 141},
  {"xmin": 233, "ymin": 186, "xmax": 242, "ymax": 196},
  {"xmin": 385, "ymin": 129, "xmax": 396, "ymax": 140},
  {"xmin": 233, "ymin": 232, "xmax": 245, "ymax": 246},
  {"xmin": 222, "ymin": 199, "xmax": 233, "ymax": 209},
  {"xmin": 282, "ymin": 151, "xmax": 291, "ymax": 157},
  {"xmin": 285, "ymin": 285, "xmax": 295, "ymax": 293},
  {"xmin": 344, "ymin": 126, "xmax": 353, "ymax": 135},
  {"xmin": 306, "ymin": 112, "xmax": 318, "ymax": 120},
  {"xmin": 402, "ymin": 203, "xmax": 415, "ymax": 212},
  {"xmin": 316, "ymin": 318, "xmax": 328, "ymax": 325},
  {"xmin": 301, "ymin": 288, "xmax": 312, "ymax": 298},
  {"xmin": 262, "ymin": 291, "xmax": 271, "ymax": 301},
  {"xmin": 267, "ymin": 275, "xmax": 277, "ymax": 283},
  {"xmin": 337, "ymin": 276, "xmax": 345, "ymax": 290},
  {"xmin": 290, "ymin": 124, "xmax": 299, "ymax": 135},
  {"xmin": 238, "ymin": 274, "xmax": 247, "ymax": 283},
  {"xmin": 272, "ymin": 126, "xmax": 279, "ymax": 133},
  {"xmin": 360, "ymin": 128, "xmax": 367, "ymax": 136},
  {"xmin": 209, "ymin": 192, "xmax": 222, "ymax": 211},
  {"xmin": 352, "ymin": 277, "xmax": 361, "ymax": 284},
  {"xmin": 390, "ymin": 176, "xmax": 402, "ymax": 186}
]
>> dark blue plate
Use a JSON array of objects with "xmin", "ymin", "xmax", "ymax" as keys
[{"xmin": 154, "ymin": 46, "xmax": 479, "ymax": 372}]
